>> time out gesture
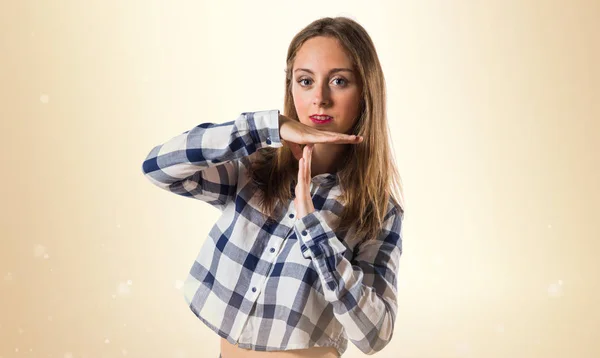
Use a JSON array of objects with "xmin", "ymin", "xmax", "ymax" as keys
[{"xmin": 278, "ymin": 114, "xmax": 363, "ymax": 219}]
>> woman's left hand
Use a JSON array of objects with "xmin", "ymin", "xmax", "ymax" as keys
[{"xmin": 294, "ymin": 144, "xmax": 315, "ymax": 219}]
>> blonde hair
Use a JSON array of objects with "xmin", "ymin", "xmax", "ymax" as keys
[{"xmin": 248, "ymin": 16, "xmax": 405, "ymax": 242}]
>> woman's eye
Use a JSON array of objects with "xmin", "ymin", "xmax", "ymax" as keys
[
  {"xmin": 297, "ymin": 77, "xmax": 348, "ymax": 87},
  {"xmin": 333, "ymin": 78, "xmax": 347, "ymax": 86}
]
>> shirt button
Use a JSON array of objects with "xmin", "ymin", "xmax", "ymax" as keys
[
  {"xmin": 251, "ymin": 287, "xmax": 257, "ymax": 292},
  {"xmin": 301, "ymin": 230, "xmax": 307, "ymax": 236},
  {"xmin": 289, "ymin": 213, "xmax": 295, "ymax": 218},
  {"xmin": 269, "ymin": 247, "xmax": 275, "ymax": 253},
  {"xmin": 266, "ymin": 138, "xmax": 272, "ymax": 145}
]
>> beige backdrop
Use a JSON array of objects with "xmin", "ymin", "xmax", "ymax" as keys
[{"xmin": 1, "ymin": 0, "xmax": 599, "ymax": 357}]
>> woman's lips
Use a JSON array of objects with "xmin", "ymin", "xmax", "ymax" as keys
[{"xmin": 310, "ymin": 115, "xmax": 333, "ymax": 124}]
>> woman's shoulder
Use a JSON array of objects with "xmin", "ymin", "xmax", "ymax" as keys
[{"xmin": 386, "ymin": 195, "xmax": 405, "ymax": 220}]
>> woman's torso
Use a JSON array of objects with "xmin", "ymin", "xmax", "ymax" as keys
[{"xmin": 221, "ymin": 338, "xmax": 340, "ymax": 358}]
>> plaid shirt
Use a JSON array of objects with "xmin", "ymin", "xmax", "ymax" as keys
[{"xmin": 141, "ymin": 109, "xmax": 404, "ymax": 356}]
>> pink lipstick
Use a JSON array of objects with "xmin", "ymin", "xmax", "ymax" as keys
[{"xmin": 310, "ymin": 115, "xmax": 333, "ymax": 124}]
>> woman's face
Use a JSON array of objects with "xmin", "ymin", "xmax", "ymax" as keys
[{"xmin": 291, "ymin": 36, "xmax": 362, "ymax": 135}]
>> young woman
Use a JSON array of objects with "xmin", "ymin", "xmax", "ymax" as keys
[{"xmin": 142, "ymin": 17, "xmax": 405, "ymax": 358}]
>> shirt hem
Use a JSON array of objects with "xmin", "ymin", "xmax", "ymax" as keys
[{"xmin": 192, "ymin": 309, "xmax": 346, "ymax": 356}]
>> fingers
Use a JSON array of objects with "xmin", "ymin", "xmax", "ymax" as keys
[
  {"xmin": 284, "ymin": 132, "xmax": 361, "ymax": 161},
  {"xmin": 331, "ymin": 133, "xmax": 364, "ymax": 144},
  {"xmin": 306, "ymin": 144, "xmax": 313, "ymax": 183},
  {"xmin": 310, "ymin": 131, "xmax": 364, "ymax": 144},
  {"xmin": 297, "ymin": 144, "xmax": 313, "ymax": 191},
  {"xmin": 280, "ymin": 115, "xmax": 362, "ymax": 146},
  {"xmin": 300, "ymin": 145, "xmax": 308, "ymax": 181},
  {"xmin": 301, "ymin": 144, "xmax": 312, "ymax": 185}
]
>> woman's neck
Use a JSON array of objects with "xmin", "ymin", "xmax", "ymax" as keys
[{"xmin": 310, "ymin": 143, "xmax": 349, "ymax": 177}]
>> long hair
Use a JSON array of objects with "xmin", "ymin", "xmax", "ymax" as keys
[{"xmin": 247, "ymin": 16, "xmax": 405, "ymax": 243}]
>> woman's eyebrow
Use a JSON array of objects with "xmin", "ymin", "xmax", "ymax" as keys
[{"xmin": 294, "ymin": 68, "xmax": 353, "ymax": 75}]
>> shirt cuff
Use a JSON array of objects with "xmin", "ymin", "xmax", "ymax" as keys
[
  {"xmin": 251, "ymin": 109, "xmax": 283, "ymax": 149},
  {"xmin": 294, "ymin": 211, "xmax": 347, "ymax": 259}
]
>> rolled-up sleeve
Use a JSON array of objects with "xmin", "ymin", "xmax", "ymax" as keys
[
  {"xmin": 141, "ymin": 109, "xmax": 282, "ymax": 210},
  {"xmin": 294, "ymin": 207, "xmax": 404, "ymax": 355}
]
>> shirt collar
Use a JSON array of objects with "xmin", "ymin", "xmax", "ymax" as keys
[
  {"xmin": 311, "ymin": 173, "xmax": 338, "ymax": 186},
  {"xmin": 290, "ymin": 174, "xmax": 338, "ymax": 194}
]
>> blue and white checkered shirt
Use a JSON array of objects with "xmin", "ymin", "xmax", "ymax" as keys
[{"xmin": 141, "ymin": 109, "xmax": 404, "ymax": 356}]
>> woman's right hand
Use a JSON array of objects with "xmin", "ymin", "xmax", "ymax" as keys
[{"xmin": 278, "ymin": 114, "xmax": 363, "ymax": 161}]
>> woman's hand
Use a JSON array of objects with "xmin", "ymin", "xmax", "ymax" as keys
[
  {"xmin": 279, "ymin": 114, "xmax": 363, "ymax": 161},
  {"xmin": 294, "ymin": 144, "xmax": 315, "ymax": 219}
]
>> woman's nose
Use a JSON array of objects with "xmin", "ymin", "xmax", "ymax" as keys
[{"xmin": 312, "ymin": 83, "xmax": 331, "ymax": 106}]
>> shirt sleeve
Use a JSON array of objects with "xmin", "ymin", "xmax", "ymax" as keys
[
  {"xmin": 293, "ymin": 207, "xmax": 404, "ymax": 355},
  {"xmin": 141, "ymin": 109, "xmax": 282, "ymax": 210}
]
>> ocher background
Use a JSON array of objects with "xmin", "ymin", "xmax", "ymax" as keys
[{"xmin": 1, "ymin": 0, "xmax": 598, "ymax": 357}]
